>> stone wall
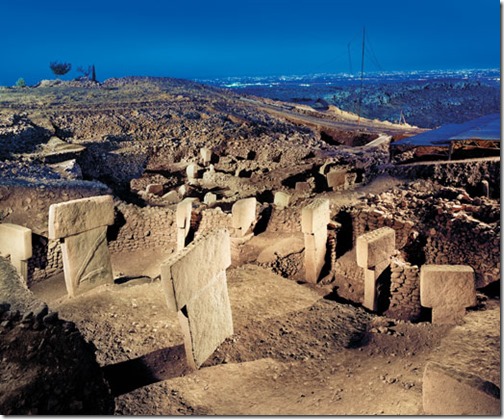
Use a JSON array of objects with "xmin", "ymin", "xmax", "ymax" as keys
[
  {"xmin": 266, "ymin": 207, "xmax": 302, "ymax": 233},
  {"xmin": 108, "ymin": 202, "xmax": 177, "ymax": 254},
  {"xmin": 195, "ymin": 207, "xmax": 232, "ymax": 237},
  {"xmin": 29, "ymin": 235, "xmax": 63, "ymax": 283},
  {"xmin": 386, "ymin": 258, "xmax": 422, "ymax": 321},
  {"xmin": 423, "ymin": 208, "xmax": 500, "ymax": 289}
]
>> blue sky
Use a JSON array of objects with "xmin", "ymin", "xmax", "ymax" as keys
[{"xmin": 1, "ymin": 0, "xmax": 500, "ymax": 85}]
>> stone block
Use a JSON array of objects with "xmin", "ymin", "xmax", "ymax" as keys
[
  {"xmin": 0, "ymin": 223, "xmax": 32, "ymax": 260},
  {"xmin": 295, "ymin": 182, "xmax": 311, "ymax": 193},
  {"xmin": 60, "ymin": 225, "xmax": 114, "ymax": 297},
  {"xmin": 161, "ymin": 229, "xmax": 231, "ymax": 312},
  {"xmin": 301, "ymin": 199, "xmax": 329, "ymax": 234},
  {"xmin": 48, "ymin": 195, "xmax": 114, "ymax": 239},
  {"xmin": 176, "ymin": 198, "xmax": 198, "ymax": 250},
  {"xmin": 356, "ymin": 227, "xmax": 396, "ymax": 268},
  {"xmin": 178, "ymin": 271, "xmax": 233, "ymax": 369},
  {"xmin": 274, "ymin": 191, "xmax": 291, "ymax": 208},
  {"xmin": 326, "ymin": 170, "xmax": 347, "ymax": 190},
  {"xmin": 146, "ymin": 183, "xmax": 164, "ymax": 196},
  {"xmin": 186, "ymin": 163, "xmax": 201, "ymax": 179},
  {"xmin": 420, "ymin": 265, "xmax": 476, "ymax": 324},
  {"xmin": 232, "ymin": 198, "xmax": 257, "ymax": 237},
  {"xmin": 204, "ymin": 192, "xmax": 217, "ymax": 205},
  {"xmin": 423, "ymin": 361, "xmax": 500, "ymax": 415},
  {"xmin": 200, "ymin": 147, "xmax": 213, "ymax": 164},
  {"xmin": 162, "ymin": 190, "xmax": 181, "ymax": 204}
]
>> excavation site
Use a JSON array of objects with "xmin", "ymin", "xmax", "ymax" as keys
[{"xmin": 0, "ymin": 77, "xmax": 500, "ymax": 415}]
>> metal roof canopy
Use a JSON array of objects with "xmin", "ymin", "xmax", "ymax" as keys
[{"xmin": 392, "ymin": 113, "xmax": 501, "ymax": 148}]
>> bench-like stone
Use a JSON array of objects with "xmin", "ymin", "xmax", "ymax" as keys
[
  {"xmin": 420, "ymin": 264, "xmax": 476, "ymax": 324},
  {"xmin": 48, "ymin": 195, "xmax": 114, "ymax": 239},
  {"xmin": 60, "ymin": 225, "xmax": 113, "ymax": 297},
  {"xmin": 423, "ymin": 361, "xmax": 500, "ymax": 415},
  {"xmin": 356, "ymin": 227, "xmax": 396, "ymax": 269},
  {"xmin": 232, "ymin": 198, "xmax": 257, "ymax": 237},
  {"xmin": 301, "ymin": 199, "xmax": 330, "ymax": 235},
  {"xmin": 161, "ymin": 229, "xmax": 233, "ymax": 369},
  {"xmin": 0, "ymin": 223, "xmax": 32, "ymax": 282}
]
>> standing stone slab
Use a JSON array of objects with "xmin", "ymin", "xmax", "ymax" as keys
[
  {"xmin": 274, "ymin": 191, "xmax": 291, "ymax": 208},
  {"xmin": 60, "ymin": 225, "xmax": 113, "ymax": 297},
  {"xmin": 363, "ymin": 259, "xmax": 389, "ymax": 311},
  {"xmin": 48, "ymin": 195, "xmax": 114, "ymax": 240},
  {"xmin": 160, "ymin": 229, "xmax": 233, "ymax": 369},
  {"xmin": 232, "ymin": 198, "xmax": 257, "ymax": 237},
  {"xmin": 423, "ymin": 361, "xmax": 500, "ymax": 415},
  {"xmin": 0, "ymin": 223, "xmax": 32, "ymax": 283},
  {"xmin": 302, "ymin": 199, "xmax": 329, "ymax": 283},
  {"xmin": 420, "ymin": 264, "xmax": 476, "ymax": 324},
  {"xmin": 356, "ymin": 227, "xmax": 396, "ymax": 269},
  {"xmin": 326, "ymin": 170, "xmax": 347, "ymax": 191}
]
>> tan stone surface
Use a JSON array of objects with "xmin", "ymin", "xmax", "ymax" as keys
[
  {"xmin": 273, "ymin": 191, "xmax": 291, "ymax": 208},
  {"xmin": 356, "ymin": 227, "xmax": 395, "ymax": 268},
  {"xmin": 200, "ymin": 147, "xmax": 213, "ymax": 164},
  {"xmin": 304, "ymin": 231, "xmax": 326, "ymax": 283},
  {"xmin": 326, "ymin": 170, "xmax": 347, "ymax": 190},
  {"xmin": 186, "ymin": 163, "xmax": 201, "ymax": 179},
  {"xmin": 176, "ymin": 198, "xmax": 197, "ymax": 250},
  {"xmin": 48, "ymin": 195, "xmax": 114, "ymax": 239},
  {"xmin": 60, "ymin": 225, "xmax": 114, "ymax": 297},
  {"xmin": 232, "ymin": 198, "xmax": 257, "ymax": 237},
  {"xmin": 420, "ymin": 265, "xmax": 476, "ymax": 308},
  {"xmin": 301, "ymin": 199, "xmax": 329, "ymax": 234},
  {"xmin": 179, "ymin": 271, "xmax": 233, "ymax": 369},
  {"xmin": 0, "ymin": 223, "xmax": 32, "ymax": 260},
  {"xmin": 422, "ymin": 361, "xmax": 500, "ymax": 415},
  {"xmin": 161, "ymin": 229, "xmax": 231, "ymax": 312},
  {"xmin": 363, "ymin": 259, "xmax": 389, "ymax": 311}
]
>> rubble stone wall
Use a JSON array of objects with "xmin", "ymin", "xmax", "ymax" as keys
[
  {"xmin": 29, "ymin": 236, "xmax": 63, "ymax": 283},
  {"xmin": 424, "ymin": 211, "xmax": 500, "ymax": 289},
  {"xmin": 351, "ymin": 209, "xmax": 414, "ymax": 249},
  {"xmin": 387, "ymin": 258, "xmax": 422, "ymax": 321},
  {"xmin": 108, "ymin": 202, "xmax": 176, "ymax": 254},
  {"xmin": 195, "ymin": 207, "xmax": 232, "ymax": 237},
  {"xmin": 266, "ymin": 207, "xmax": 302, "ymax": 233},
  {"xmin": 390, "ymin": 159, "xmax": 500, "ymax": 197}
]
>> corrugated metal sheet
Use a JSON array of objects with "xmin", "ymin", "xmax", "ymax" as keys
[{"xmin": 392, "ymin": 114, "xmax": 501, "ymax": 147}]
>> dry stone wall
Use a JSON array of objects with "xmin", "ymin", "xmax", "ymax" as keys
[
  {"xmin": 386, "ymin": 258, "xmax": 421, "ymax": 321},
  {"xmin": 108, "ymin": 202, "xmax": 177, "ymax": 254}
]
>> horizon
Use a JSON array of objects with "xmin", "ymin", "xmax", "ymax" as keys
[{"xmin": 1, "ymin": 0, "xmax": 500, "ymax": 86}]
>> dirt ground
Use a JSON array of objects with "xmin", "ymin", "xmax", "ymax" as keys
[{"xmin": 30, "ymin": 249, "xmax": 500, "ymax": 415}]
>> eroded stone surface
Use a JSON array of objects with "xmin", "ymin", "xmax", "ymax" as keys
[
  {"xmin": 420, "ymin": 264, "xmax": 476, "ymax": 324},
  {"xmin": 60, "ymin": 225, "xmax": 114, "ymax": 297},
  {"xmin": 301, "ymin": 199, "xmax": 329, "ymax": 235},
  {"xmin": 356, "ymin": 227, "xmax": 396, "ymax": 269},
  {"xmin": 176, "ymin": 198, "xmax": 197, "ymax": 250},
  {"xmin": 302, "ymin": 199, "xmax": 329, "ymax": 283},
  {"xmin": 0, "ymin": 223, "xmax": 32, "ymax": 261},
  {"xmin": 423, "ymin": 361, "xmax": 500, "ymax": 415},
  {"xmin": 48, "ymin": 195, "xmax": 114, "ymax": 240}
]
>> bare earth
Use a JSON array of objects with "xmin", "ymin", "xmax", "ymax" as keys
[{"xmin": 30, "ymin": 249, "xmax": 499, "ymax": 415}]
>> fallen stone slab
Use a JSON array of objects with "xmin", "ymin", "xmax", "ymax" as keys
[
  {"xmin": 423, "ymin": 361, "xmax": 500, "ymax": 415},
  {"xmin": 48, "ymin": 195, "xmax": 114, "ymax": 240}
]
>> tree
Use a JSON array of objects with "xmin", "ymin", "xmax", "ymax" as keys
[
  {"xmin": 77, "ymin": 64, "xmax": 97, "ymax": 82},
  {"xmin": 15, "ymin": 78, "xmax": 26, "ymax": 87},
  {"xmin": 49, "ymin": 61, "xmax": 72, "ymax": 77}
]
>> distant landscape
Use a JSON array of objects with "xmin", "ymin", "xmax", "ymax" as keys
[{"xmin": 202, "ymin": 68, "xmax": 500, "ymax": 128}]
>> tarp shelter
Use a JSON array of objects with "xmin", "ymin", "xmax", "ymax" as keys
[{"xmin": 391, "ymin": 114, "xmax": 500, "ymax": 159}]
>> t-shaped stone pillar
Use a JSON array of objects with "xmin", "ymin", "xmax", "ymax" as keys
[
  {"xmin": 356, "ymin": 227, "xmax": 395, "ymax": 311},
  {"xmin": 301, "ymin": 199, "xmax": 329, "ymax": 283},
  {"xmin": 0, "ymin": 223, "xmax": 32, "ymax": 283},
  {"xmin": 161, "ymin": 229, "xmax": 233, "ymax": 369},
  {"xmin": 420, "ymin": 264, "xmax": 476, "ymax": 324},
  {"xmin": 48, "ymin": 195, "xmax": 114, "ymax": 297}
]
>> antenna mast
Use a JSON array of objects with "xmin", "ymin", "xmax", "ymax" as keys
[{"xmin": 357, "ymin": 26, "xmax": 365, "ymax": 124}]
